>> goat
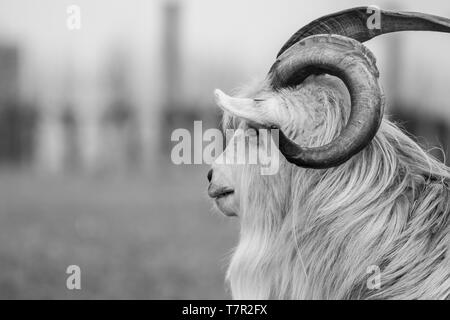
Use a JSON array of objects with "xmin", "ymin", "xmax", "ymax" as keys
[{"xmin": 207, "ymin": 7, "xmax": 450, "ymax": 299}]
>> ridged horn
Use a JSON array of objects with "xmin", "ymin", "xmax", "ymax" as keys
[
  {"xmin": 271, "ymin": 7, "xmax": 450, "ymax": 168},
  {"xmin": 277, "ymin": 6, "xmax": 450, "ymax": 57},
  {"xmin": 269, "ymin": 34, "xmax": 383, "ymax": 168}
]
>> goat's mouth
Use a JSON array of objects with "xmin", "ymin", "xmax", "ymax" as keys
[
  {"xmin": 208, "ymin": 184, "xmax": 237, "ymax": 217},
  {"xmin": 208, "ymin": 185, "xmax": 234, "ymax": 199}
]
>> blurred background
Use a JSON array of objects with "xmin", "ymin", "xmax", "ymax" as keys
[{"xmin": 0, "ymin": 0, "xmax": 449, "ymax": 299}]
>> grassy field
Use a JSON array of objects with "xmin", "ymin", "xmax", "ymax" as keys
[{"xmin": 0, "ymin": 164, "xmax": 237, "ymax": 299}]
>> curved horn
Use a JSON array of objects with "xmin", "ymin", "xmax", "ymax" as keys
[
  {"xmin": 269, "ymin": 34, "xmax": 383, "ymax": 168},
  {"xmin": 277, "ymin": 6, "xmax": 450, "ymax": 57}
]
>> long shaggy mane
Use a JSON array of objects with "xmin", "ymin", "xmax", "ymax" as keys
[{"xmin": 223, "ymin": 75, "xmax": 450, "ymax": 299}]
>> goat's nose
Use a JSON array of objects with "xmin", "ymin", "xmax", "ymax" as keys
[{"xmin": 207, "ymin": 169, "xmax": 213, "ymax": 182}]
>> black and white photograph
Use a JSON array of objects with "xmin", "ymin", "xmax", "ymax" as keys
[{"xmin": 0, "ymin": 0, "xmax": 449, "ymax": 306}]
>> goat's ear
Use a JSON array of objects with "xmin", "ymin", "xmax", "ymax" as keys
[{"xmin": 214, "ymin": 89, "xmax": 282, "ymax": 126}]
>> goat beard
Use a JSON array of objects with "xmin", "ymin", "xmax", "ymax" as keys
[
  {"xmin": 225, "ymin": 121, "xmax": 450, "ymax": 300},
  {"xmin": 226, "ymin": 163, "xmax": 312, "ymax": 299}
]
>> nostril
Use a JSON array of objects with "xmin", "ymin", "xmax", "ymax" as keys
[{"xmin": 207, "ymin": 169, "xmax": 213, "ymax": 182}]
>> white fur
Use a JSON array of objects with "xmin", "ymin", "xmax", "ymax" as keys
[{"xmin": 219, "ymin": 75, "xmax": 450, "ymax": 300}]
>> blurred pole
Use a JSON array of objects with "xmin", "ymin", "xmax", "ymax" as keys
[
  {"xmin": 0, "ymin": 43, "xmax": 37, "ymax": 167},
  {"xmin": 161, "ymin": 0, "xmax": 183, "ymax": 155},
  {"xmin": 163, "ymin": 0, "xmax": 181, "ymax": 108}
]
